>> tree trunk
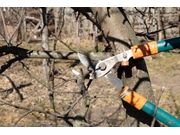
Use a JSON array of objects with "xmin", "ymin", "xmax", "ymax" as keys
[
  {"xmin": 90, "ymin": 7, "xmax": 160, "ymax": 127},
  {"xmin": 40, "ymin": 7, "xmax": 49, "ymax": 83}
]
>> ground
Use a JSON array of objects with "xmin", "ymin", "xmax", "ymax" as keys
[{"xmin": 0, "ymin": 40, "xmax": 180, "ymax": 127}]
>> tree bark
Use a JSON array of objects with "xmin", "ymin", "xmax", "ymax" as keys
[
  {"xmin": 90, "ymin": 7, "xmax": 160, "ymax": 127},
  {"xmin": 157, "ymin": 8, "xmax": 162, "ymax": 40},
  {"xmin": 40, "ymin": 7, "xmax": 50, "ymax": 82}
]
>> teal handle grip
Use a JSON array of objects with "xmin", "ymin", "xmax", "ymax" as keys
[
  {"xmin": 119, "ymin": 86, "xmax": 180, "ymax": 127},
  {"xmin": 157, "ymin": 36, "xmax": 180, "ymax": 52},
  {"xmin": 142, "ymin": 101, "xmax": 180, "ymax": 127}
]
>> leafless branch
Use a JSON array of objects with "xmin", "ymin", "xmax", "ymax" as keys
[
  {"xmin": 0, "ymin": 8, "xmax": 10, "ymax": 44},
  {"xmin": 26, "ymin": 21, "xmax": 41, "ymax": 43},
  {"xmin": 63, "ymin": 95, "xmax": 83, "ymax": 115},
  {"xmin": 151, "ymin": 86, "xmax": 165, "ymax": 127},
  {"xmin": 19, "ymin": 61, "xmax": 51, "ymax": 89},
  {"xmin": 51, "ymin": 90, "xmax": 81, "ymax": 95},
  {"xmin": 53, "ymin": 78, "xmax": 76, "ymax": 89},
  {"xmin": 54, "ymin": 35, "xmax": 77, "ymax": 52},
  {"xmin": 73, "ymin": 68, "xmax": 90, "ymax": 127},
  {"xmin": 0, "ymin": 8, "xmax": 25, "ymax": 45},
  {"xmin": 1, "ymin": 74, "xmax": 23, "ymax": 101},
  {"xmin": 136, "ymin": 25, "xmax": 178, "ymax": 37},
  {"xmin": 8, "ymin": 8, "xmax": 25, "ymax": 43},
  {"xmin": 0, "ymin": 98, "xmax": 61, "ymax": 117},
  {"xmin": 14, "ymin": 110, "xmax": 34, "ymax": 126},
  {"xmin": 134, "ymin": 7, "xmax": 147, "ymax": 16},
  {"xmin": 0, "ymin": 45, "xmax": 111, "ymax": 60},
  {"xmin": 0, "ymin": 56, "xmax": 23, "ymax": 74},
  {"xmin": 25, "ymin": 16, "xmax": 40, "ymax": 22}
]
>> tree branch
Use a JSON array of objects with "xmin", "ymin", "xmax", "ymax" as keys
[
  {"xmin": 0, "ymin": 98, "xmax": 61, "ymax": 117},
  {"xmin": 14, "ymin": 110, "xmax": 34, "ymax": 126},
  {"xmin": 73, "ymin": 68, "xmax": 90, "ymax": 127},
  {"xmin": 8, "ymin": 8, "xmax": 25, "ymax": 43},
  {"xmin": 151, "ymin": 86, "xmax": 165, "ymax": 127},
  {"xmin": 1, "ymin": 74, "xmax": 23, "ymax": 101},
  {"xmin": 0, "ymin": 56, "xmax": 23, "ymax": 74},
  {"xmin": 0, "ymin": 45, "xmax": 112, "ymax": 60}
]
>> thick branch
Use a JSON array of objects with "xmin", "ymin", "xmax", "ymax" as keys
[
  {"xmin": 0, "ymin": 45, "xmax": 112, "ymax": 60},
  {"xmin": 136, "ymin": 25, "xmax": 178, "ymax": 37}
]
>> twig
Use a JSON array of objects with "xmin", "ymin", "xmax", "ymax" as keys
[
  {"xmin": 48, "ymin": 92, "xmax": 57, "ymax": 126},
  {"xmin": 26, "ymin": 21, "xmax": 41, "ymax": 43},
  {"xmin": 63, "ymin": 95, "xmax": 83, "ymax": 115},
  {"xmin": 51, "ymin": 90, "xmax": 81, "ymax": 94},
  {"xmin": 151, "ymin": 86, "xmax": 165, "ymax": 127},
  {"xmin": 134, "ymin": 7, "xmax": 146, "ymax": 16},
  {"xmin": 0, "ymin": 57, "xmax": 23, "ymax": 74},
  {"xmin": 25, "ymin": 16, "xmax": 40, "ymax": 22},
  {"xmin": 0, "ymin": 7, "xmax": 10, "ymax": 44},
  {"xmin": 0, "ymin": 99, "xmax": 61, "ymax": 117},
  {"xmin": 54, "ymin": 35, "xmax": 76, "ymax": 52},
  {"xmin": 1, "ymin": 74, "xmax": 23, "ymax": 101},
  {"xmin": 9, "ymin": 8, "xmax": 24, "ymax": 44},
  {"xmin": 19, "ymin": 61, "xmax": 51, "ymax": 89},
  {"xmin": 54, "ymin": 78, "xmax": 76, "ymax": 89},
  {"xmin": 73, "ymin": 68, "xmax": 90, "ymax": 127},
  {"xmin": 136, "ymin": 25, "xmax": 177, "ymax": 37},
  {"xmin": 48, "ymin": 36, "xmax": 57, "ymax": 126},
  {"xmin": 14, "ymin": 110, "xmax": 34, "ymax": 126}
]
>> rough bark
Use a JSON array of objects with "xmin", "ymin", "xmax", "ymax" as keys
[
  {"xmin": 40, "ymin": 7, "xmax": 50, "ymax": 82},
  {"xmin": 90, "ymin": 7, "xmax": 160, "ymax": 127}
]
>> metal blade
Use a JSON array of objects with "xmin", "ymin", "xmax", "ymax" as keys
[
  {"xmin": 72, "ymin": 69, "xmax": 80, "ymax": 76},
  {"xmin": 78, "ymin": 53, "xmax": 90, "ymax": 68},
  {"xmin": 105, "ymin": 72, "xmax": 124, "ymax": 92},
  {"xmin": 78, "ymin": 52, "xmax": 99, "ymax": 71}
]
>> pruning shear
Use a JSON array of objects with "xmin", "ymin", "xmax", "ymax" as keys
[
  {"xmin": 72, "ymin": 36, "xmax": 180, "ymax": 127},
  {"xmin": 73, "ymin": 36, "xmax": 180, "ymax": 91}
]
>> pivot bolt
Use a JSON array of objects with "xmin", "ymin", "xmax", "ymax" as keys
[{"xmin": 99, "ymin": 62, "xmax": 106, "ymax": 71}]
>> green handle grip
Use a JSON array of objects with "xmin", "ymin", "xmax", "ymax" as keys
[
  {"xmin": 157, "ymin": 36, "xmax": 180, "ymax": 52},
  {"xmin": 120, "ymin": 86, "xmax": 180, "ymax": 127},
  {"xmin": 142, "ymin": 101, "xmax": 180, "ymax": 127},
  {"xmin": 131, "ymin": 36, "xmax": 180, "ymax": 59}
]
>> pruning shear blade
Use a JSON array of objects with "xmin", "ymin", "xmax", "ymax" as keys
[{"xmin": 105, "ymin": 72, "xmax": 124, "ymax": 92}]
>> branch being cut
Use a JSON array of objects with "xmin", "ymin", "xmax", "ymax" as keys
[{"xmin": 0, "ymin": 45, "xmax": 112, "ymax": 60}]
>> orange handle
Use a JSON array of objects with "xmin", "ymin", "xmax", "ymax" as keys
[
  {"xmin": 119, "ymin": 86, "xmax": 147, "ymax": 110},
  {"xmin": 131, "ymin": 41, "xmax": 158, "ymax": 59}
]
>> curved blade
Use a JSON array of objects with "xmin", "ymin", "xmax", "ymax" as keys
[
  {"xmin": 105, "ymin": 72, "xmax": 124, "ymax": 92},
  {"xmin": 78, "ymin": 53, "xmax": 90, "ymax": 68},
  {"xmin": 78, "ymin": 52, "xmax": 99, "ymax": 71},
  {"xmin": 72, "ymin": 69, "xmax": 80, "ymax": 76}
]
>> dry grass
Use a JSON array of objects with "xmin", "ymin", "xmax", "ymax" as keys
[{"xmin": 145, "ymin": 52, "xmax": 180, "ymax": 126}]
